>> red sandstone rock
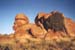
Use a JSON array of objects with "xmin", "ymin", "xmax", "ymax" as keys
[
  {"xmin": 30, "ymin": 24, "xmax": 47, "ymax": 38},
  {"xmin": 34, "ymin": 11, "xmax": 75, "ymax": 39},
  {"xmin": 15, "ymin": 13, "xmax": 29, "ymax": 22},
  {"xmin": 12, "ymin": 11, "xmax": 75, "ymax": 40},
  {"xmin": 65, "ymin": 18, "xmax": 75, "ymax": 37},
  {"xmin": 13, "ymin": 13, "xmax": 29, "ymax": 31}
]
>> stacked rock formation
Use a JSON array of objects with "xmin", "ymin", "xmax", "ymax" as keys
[
  {"xmin": 13, "ymin": 14, "xmax": 33, "ymax": 42},
  {"xmin": 13, "ymin": 11, "xmax": 75, "ymax": 40},
  {"xmin": 13, "ymin": 13, "xmax": 47, "ymax": 41},
  {"xmin": 13, "ymin": 14, "xmax": 29, "ymax": 32}
]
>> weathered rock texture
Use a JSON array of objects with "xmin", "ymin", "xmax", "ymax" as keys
[
  {"xmin": 12, "ymin": 11, "xmax": 75, "ymax": 39},
  {"xmin": 0, "ymin": 11, "xmax": 75, "ymax": 50},
  {"xmin": 13, "ymin": 13, "xmax": 29, "ymax": 32}
]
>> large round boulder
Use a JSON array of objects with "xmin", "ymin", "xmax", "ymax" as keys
[{"xmin": 35, "ymin": 11, "xmax": 67, "ymax": 34}]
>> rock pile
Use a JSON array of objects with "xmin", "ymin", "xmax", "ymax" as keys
[
  {"xmin": 0, "ymin": 11, "xmax": 75, "ymax": 50},
  {"xmin": 13, "ymin": 11, "xmax": 75, "ymax": 40}
]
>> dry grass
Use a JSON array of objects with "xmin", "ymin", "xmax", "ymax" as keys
[{"xmin": 0, "ymin": 36, "xmax": 75, "ymax": 50}]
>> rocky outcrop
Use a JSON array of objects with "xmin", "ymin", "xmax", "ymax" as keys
[
  {"xmin": 35, "ymin": 11, "xmax": 66, "ymax": 32},
  {"xmin": 13, "ymin": 13, "xmax": 47, "ymax": 38},
  {"xmin": 13, "ymin": 13, "xmax": 29, "ymax": 32},
  {"xmin": 0, "ymin": 11, "xmax": 75, "ymax": 50},
  {"xmin": 35, "ymin": 11, "xmax": 74, "ymax": 38},
  {"xmin": 12, "ymin": 11, "xmax": 75, "ymax": 39},
  {"xmin": 13, "ymin": 14, "xmax": 34, "ymax": 42}
]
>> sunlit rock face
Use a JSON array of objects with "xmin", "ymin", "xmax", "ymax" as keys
[
  {"xmin": 30, "ymin": 24, "xmax": 47, "ymax": 38},
  {"xmin": 13, "ymin": 14, "xmax": 34, "ymax": 41},
  {"xmin": 65, "ymin": 18, "xmax": 75, "ymax": 37},
  {"xmin": 13, "ymin": 13, "xmax": 29, "ymax": 32}
]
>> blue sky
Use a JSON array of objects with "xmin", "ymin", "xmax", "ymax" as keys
[{"xmin": 0, "ymin": 0, "xmax": 75, "ymax": 34}]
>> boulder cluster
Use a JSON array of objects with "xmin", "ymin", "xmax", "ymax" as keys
[{"xmin": 13, "ymin": 11, "xmax": 75, "ymax": 40}]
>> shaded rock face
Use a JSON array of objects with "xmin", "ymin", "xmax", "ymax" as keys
[
  {"xmin": 35, "ymin": 12, "xmax": 47, "ymax": 26},
  {"xmin": 45, "ymin": 12, "xmax": 67, "ymax": 32},
  {"xmin": 35, "ymin": 11, "xmax": 68, "ymax": 34}
]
